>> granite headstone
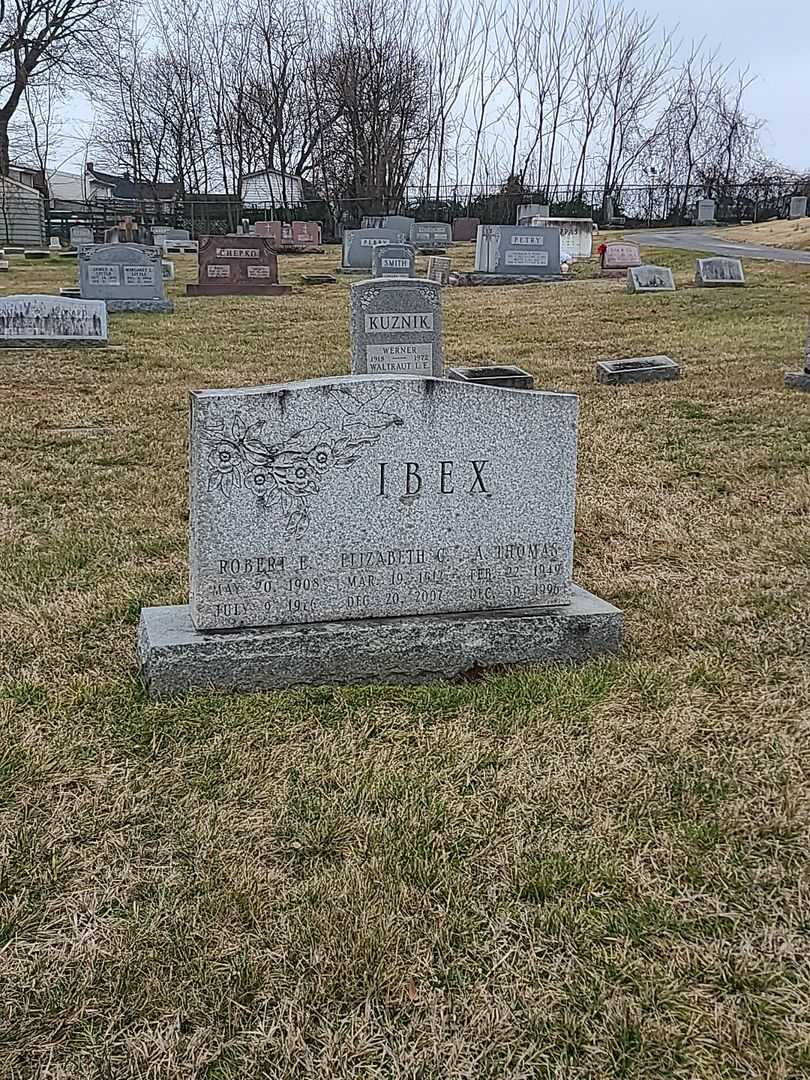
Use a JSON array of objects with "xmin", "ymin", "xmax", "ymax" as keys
[
  {"xmin": 372, "ymin": 243, "xmax": 416, "ymax": 278},
  {"xmin": 187, "ymin": 236, "xmax": 290, "ymax": 296},
  {"xmin": 789, "ymin": 196, "xmax": 807, "ymax": 220},
  {"xmin": 600, "ymin": 241, "xmax": 641, "ymax": 272},
  {"xmin": 350, "ymin": 278, "xmax": 442, "ymax": 377},
  {"xmin": 0, "ymin": 294, "xmax": 107, "ymax": 346},
  {"xmin": 452, "ymin": 217, "xmax": 480, "ymax": 242},
  {"xmin": 627, "ymin": 265, "xmax": 676, "ymax": 293},
  {"xmin": 696, "ymin": 198, "xmax": 716, "ymax": 223},
  {"xmin": 79, "ymin": 244, "xmax": 173, "ymax": 312},
  {"xmin": 426, "ymin": 256, "xmax": 451, "ymax": 285},
  {"xmin": 410, "ymin": 221, "xmax": 452, "ymax": 251},
  {"xmin": 474, "ymin": 225, "xmax": 562, "ymax": 277},
  {"xmin": 341, "ymin": 229, "xmax": 404, "ymax": 271},
  {"xmin": 695, "ymin": 257, "xmax": 745, "ymax": 287}
]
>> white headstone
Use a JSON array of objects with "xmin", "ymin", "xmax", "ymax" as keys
[{"xmin": 695, "ymin": 257, "xmax": 745, "ymax": 287}]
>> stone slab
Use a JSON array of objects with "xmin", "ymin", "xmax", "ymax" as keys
[
  {"xmin": 452, "ymin": 272, "xmax": 565, "ymax": 287},
  {"xmin": 0, "ymin": 294, "xmax": 107, "ymax": 346},
  {"xmin": 695, "ymin": 257, "xmax": 745, "ymax": 286},
  {"xmin": 784, "ymin": 372, "xmax": 810, "ymax": 391},
  {"xmin": 452, "ymin": 217, "xmax": 480, "ymax": 242},
  {"xmin": 410, "ymin": 222, "xmax": 451, "ymax": 249},
  {"xmin": 24, "ymin": 251, "xmax": 49, "ymax": 259},
  {"xmin": 596, "ymin": 356, "xmax": 680, "ymax": 385},
  {"xmin": 426, "ymin": 256, "xmax": 451, "ymax": 285},
  {"xmin": 106, "ymin": 298, "xmax": 174, "ymax": 313},
  {"xmin": 188, "ymin": 375, "xmax": 577, "ymax": 630},
  {"xmin": 137, "ymin": 585, "xmax": 623, "ymax": 696},
  {"xmin": 190, "ymin": 235, "xmax": 286, "ymax": 294},
  {"xmin": 80, "ymin": 243, "xmax": 169, "ymax": 306},
  {"xmin": 448, "ymin": 365, "xmax": 534, "ymax": 390},
  {"xmin": 627, "ymin": 265, "xmax": 675, "ymax": 293},
  {"xmin": 350, "ymin": 278, "xmax": 443, "ymax": 376},
  {"xmin": 342, "ymin": 228, "xmax": 406, "ymax": 269},
  {"xmin": 372, "ymin": 243, "xmax": 416, "ymax": 278},
  {"xmin": 600, "ymin": 241, "xmax": 641, "ymax": 271},
  {"xmin": 303, "ymin": 274, "xmax": 337, "ymax": 285}
]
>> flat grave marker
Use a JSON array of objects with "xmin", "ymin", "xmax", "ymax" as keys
[
  {"xmin": 695, "ymin": 257, "xmax": 745, "ymax": 287},
  {"xmin": 596, "ymin": 355, "xmax": 680, "ymax": 385}
]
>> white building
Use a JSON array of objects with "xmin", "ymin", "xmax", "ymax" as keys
[{"xmin": 242, "ymin": 169, "xmax": 305, "ymax": 208}]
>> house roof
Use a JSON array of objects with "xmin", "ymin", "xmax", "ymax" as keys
[{"xmin": 86, "ymin": 164, "xmax": 180, "ymax": 201}]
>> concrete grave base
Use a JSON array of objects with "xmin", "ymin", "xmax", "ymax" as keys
[
  {"xmin": 303, "ymin": 274, "xmax": 337, "ymax": 285},
  {"xmin": 452, "ymin": 272, "xmax": 566, "ymax": 287},
  {"xmin": 597, "ymin": 356, "xmax": 680, "ymax": 385},
  {"xmin": 336, "ymin": 266, "xmax": 370, "ymax": 275},
  {"xmin": 138, "ymin": 585, "xmax": 623, "ymax": 697},
  {"xmin": 105, "ymin": 298, "xmax": 175, "ymax": 313},
  {"xmin": 24, "ymin": 250, "xmax": 49, "ymax": 259},
  {"xmin": 448, "ymin": 365, "xmax": 535, "ymax": 390},
  {"xmin": 784, "ymin": 372, "xmax": 810, "ymax": 392},
  {"xmin": 59, "ymin": 287, "xmax": 81, "ymax": 298},
  {"xmin": 186, "ymin": 284, "xmax": 292, "ymax": 296}
]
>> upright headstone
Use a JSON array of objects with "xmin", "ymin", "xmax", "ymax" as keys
[
  {"xmin": 789, "ymin": 196, "xmax": 807, "ymax": 220},
  {"xmin": 0, "ymin": 294, "xmax": 107, "ymax": 346},
  {"xmin": 695, "ymin": 257, "xmax": 745, "ymax": 287},
  {"xmin": 151, "ymin": 225, "xmax": 170, "ymax": 248},
  {"xmin": 534, "ymin": 218, "xmax": 593, "ymax": 259},
  {"xmin": 383, "ymin": 215, "xmax": 415, "ymax": 239},
  {"xmin": 138, "ymin": 375, "xmax": 623, "ymax": 694},
  {"xmin": 600, "ymin": 241, "xmax": 641, "ymax": 273},
  {"xmin": 361, "ymin": 215, "xmax": 386, "ymax": 230},
  {"xmin": 341, "ymin": 228, "xmax": 404, "ymax": 272},
  {"xmin": 255, "ymin": 220, "xmax": 283, "ymax": 246},
  {"xmin": 162, "ymin": 259, "xmax": 175, "ymax": 282},
  {"xmin": 516, "ymin": 203, "xmax": 548, "ymax": 225},
  {"xmin": 372, "ymin": 243, "xmax": 416, "ymax": 278},
  {"xmin": 696, "ymin": 198, "xmax": 716, "ymax": 224},
  {"xmin": 426, "ymin": 256, "xmax": 451, "ymax": 285},
  {"xmin": 410, "ymin": 222, "xmax": 452, "ymax": 251},
  {"xmin": 602, "ymin": 195, "xmax": 616, "ymax": 224},
  {"xmin": 627, "ymin": 265, "xmax": 676, "ymax": 293},
  {"xmin": 350, "ymin": 278, "xmax": 442, "ymax": 376},
  {"xmin": 290, "ymin": 221, "xmax": 322, "ymax": 249},
  {"xmin": 452, "ymin": 217, "xmax": 480, "ymax": 242},
  {"xmin": 162, "ymin": 229, "xmax": 197, "ymax": 254},
  {"xmin": 474, "ymin": 224, "xmax": 562, "ymax": 278},
  {"xmin": 79, "ymin": 244, "xmax": 173, "ymax": 312},
  {"xmin": 70, "ymin": 225, "xmax": 93, "ymax": 249},
  {"xmin": 49, "ymin": 236, "xmax": 62, "ymax": 251},
  {"xmin": 187, "ymin": 235, "xmax": 291, "ymax": 296}
]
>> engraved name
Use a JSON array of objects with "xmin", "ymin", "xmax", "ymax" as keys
[{"xmin": 365, "ymin": 313, "xmax": 433, "ymax": 332}]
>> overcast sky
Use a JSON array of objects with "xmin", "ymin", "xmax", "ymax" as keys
[{"xmin": 635, "ymin": 0, "xmax": 809, "ymax": 169}]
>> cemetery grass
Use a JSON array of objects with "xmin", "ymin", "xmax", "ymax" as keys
[
  {"xmin": 1, "ymin": 246, "xmax": 809, "ymax": 1080},
  {"xmin": 720, "ymin": 216, "xmax": 810, "ymax": 250}
]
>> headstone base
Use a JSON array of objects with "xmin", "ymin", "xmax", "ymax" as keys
[
  {"xmin": 105, "ymin": 298, "xmax": 175, "ymax": 313},
  {"xmin": 303, "ymin": 274, "xmax": 337, "ymax": 285},
  {"xmin": 278, "ymin": 245, "xmax": 324, "ymax": 255},
  {"xmin": 415, "ymin": 247, "xmax": 449, "ymax": 255},
  {"xmin": 336, "ymin": 265, "xmax": 371, "ymax": 275},
  {"xmin": 138, "ymin": 585, "xmax": 623, "ymax": 697},
  {"xmin": 596, "ymin": 356, "xmax": 680, "ymax": 385},
  {"xmin": 59, "ymin": 250, "xmax": 78, "ymax": 259},
  {"xmin": 452, "ymin": 272, "xmax": 566, "ymax": 287},
  {"xmin": 186, "ymin": 284, "xmax": 292, "ymax": 296},
  {"xmin": 59, "ymin": 287, "xmax": 81, "ymax": 298},
  {"xmin": 784, "ymin": 372, "xmax": 810, "ymax": 392},
  {"xmin": 448, "ymin": 365, "xmax": 535, "ymax": 390}
]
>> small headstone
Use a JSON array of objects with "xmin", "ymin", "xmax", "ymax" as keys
[
  {"xmin": 410, "ymin": 221, "xmax": 452, "ymax": 251},
  {"xmin": 49, "ymin": 237, "xmax": 62, "ymax": 250},
  {"xmin": 602, "ymin": 195, "xmax": 616, "ymax": 224},
  {"xmin": 350, "ymin": 278, "xmax": 443, "ymax": 376},
  {"xmin": 162, "ymin": 260, "xmax": 175, "ymax": 281},
  {"xmin": 516, "ymin": 203, "xmax": 548, "ymax": 225},
  {"xmin": 426, "ymin": 256, "xmax": 451, "ymax": 285},
  {"xmin": 695, "ymin": 257, "xmax": 745, "ymax": 287},
  {"xmin": 474, "ymin": 225, "xmax": 562, "ymax": 278},
  {"xmin": 596, "ymin": 356, "xmax": 680, "ymax": 385},
  {"xmin": 448, "ymin": 365, "xmax": 534, "ymax": 390},
  {"xmin": 0, "ymin": 294, "xmax": 107, "ymax": 346},
  {"xmin": 696, "ymin": 198, "xmax": 716, "ymax": 224},
  {"xmin": 0, "ymin": 260, "xmax": 8, "ymax": 272},
  {"xmin": 341, "ymin": 228, "xmax": 404, "ymax": 272},
  {"xmin": 627, "ymin": 265, "xmax": 676, "ymax": 293},
  {"xmin": 255, "ymin": 220, "xmax": 282, "ymax": 246},
  {"xmin": 80, "ymin": 243, "xmax": 173, "ymax": 312},
  {"xmin": 289, "ymin": 221, "xmax": 322, "ymax": 249},
  {"xmin": 788, "ymin": 196, "xmax": 807, "ymax": 220},
  {"xmin": 600, "ymin": 241, "xmax": 641, "ymax": 272},
  {"xmin": 372, "ymin": 243, "xmax": 416, "ymax": 278},
  {"xmin": 383, "ymin": 215, "xmax": 415, "ymax": 238},
  {"xmin": 187, "ymin": 235, "xmax": 290, "ymax": 296},
  {"xmin": 452, "ymin": 217, "xmax": 480, "ymax": 242},
  {"xmin": 162, "ymin": 228, "xmax": 197, "ymax": 254},
  {"xmin": 70, "ymin": 225, "xmax": 93, "ymax": 248}
]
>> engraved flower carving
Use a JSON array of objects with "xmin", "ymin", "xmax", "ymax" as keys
[{"xmin": 203, "ymin": 387, "xmax": 403, "ymax": 539}]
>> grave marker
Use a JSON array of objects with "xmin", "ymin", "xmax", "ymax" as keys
[
  {"xmin": 784, "ymin": 317, "xmax": 810, "ymax": 391},
  {"xmin": 187, "ymin": 235, "xmax": 291, "ymax": 296},
  {"xmin": 788, "ymin": 196, "xmax": 807, "ymax": 220},
  {"xmin": 426, "ymin": 256, "xmax": 451, "ymax": 285},
  {"xmin": 70, "ymin": 225, "xmax": 93, "ymax": 248},
  {"xmin": 372, "ymin": 243, "xmax": 416, "ymax": 278},
  {"xmin": 627, "ymin": 265, "xmax": 676, "ymax": 293},
  {"xmin": 452, "ymin": 217, "xmax": 480, "ymax": 242},
  {"xmin": 695, "ymin": 257, "xmax": 745, "ymax": 287},
  {"xmin": 0, "ymin": 294, "xmax": 107, "ymax": 346},
  {"xmin": 341, "ymin": 228, "xmax": 404, "ymax": 272},
  {"xmin": 596, "ymin": 356, "xmax": 680, "ymax": 385},
  {"xmin": 600, "ymin": 241, "xmax": 641, "ymax": 273},
  {"xmin": 474, "ymin": 224, "xmax": 562, "ymax": 278},
  {"xmin": 350, "ymin": 278, "xmax": 442, "ymax": 376},
  {"xmin": 696, "ymin": 198, "xmax": 716, "ymax": 223},
  {"xmin": 410, "ymin": 221, "xmax": 452, "ymax": 251},
  {"xmin": 79, "ymin": 244, "xmax": 173, "ymax": 312}
]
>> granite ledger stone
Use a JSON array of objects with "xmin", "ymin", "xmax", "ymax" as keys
[
  {"xmin": 79, "ymin": 244, "xmax": 173, "ymax": 312},
  {"xmin": 372, "ymin": 243, "xmax": 416, "ymax": 278},
  {"xmin": 0, "ymin": 294, "xmax": 107, "ymax": 346},
  {"xmin": 188, "ymin": 376, "xmax": 577, "ymax": 630},
  {"xmin": 350, "ymin": 279, "xmax": 443, "ymax": 376}
]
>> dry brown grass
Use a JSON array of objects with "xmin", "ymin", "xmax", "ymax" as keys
[
  {"xmin": 1, "ymin": 244, "xmax": 809, "ymax": 1079},
  {"xmin": 719, "ymin": 217, "xmax": 810, "ymax": 250}
]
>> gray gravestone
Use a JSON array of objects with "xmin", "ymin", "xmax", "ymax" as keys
[
  {"xmin": 516, "ymin": 203, "xmax": 548, "ymax": 225},
  {"xmin": 138, "ymin": 375, "xmax": 624, "ymax": 694},
  {"xmin": 79, "ymin": 244, "xmax": 173, "ymax": 312},
  {"xmin": 696, "ymin": 198, "xmax": 716, "ymax": 223},
  {"xmin": 372, "ymin": 243, "xmax": 416, "ymax": 278},
  {"xmin": 0, "ymin": 294, "xmax": 107, "ymax": 346},
  {"xmin": 789, "ymin": 196, "xmax": 807, "ymax": 220},
  {"xmin": 383, "ymin": 215, "xmax": 414, "ymax": 239},
  {"xmin": 361, "ymin": 215, "xmax": 385, "ymax": 230},
  {"xmin": 596, "ymin": 356, "xmax": 680, "ymax": 385},
  {"xmin": 70, "ymin": 225, "xmax": 93, "ymax": 248},
  {"xmin": 410, "ymin": 222, "xmax": 452, "ymax": 250},
  {"xmin": 474, "ymin": 225, "xmax": 562, "ymax": 277},
  {"xmin": 426, "ymin": 256, "xmax": 451, "ymax": 285},
  {"xmin": 162, "ymin": 229, "xmax": 197, "ymax": 253},
  {"xmin": 448, "ymin": 365, "xmax": 534, "ymax": 389},
  {"xmin": 341, "ymin": 228, "xmax": 405, "ymax": 271},
  {"xmin": 627, "ymin": 265, "xmax": 676, "ymax": 293},
  {"xmin": 350, "ymin": 278, "xmax": 442, "ymax": 377},
  {"xmin": 695, "ymin": 257, "xmax": 745, "ymax": 287}
]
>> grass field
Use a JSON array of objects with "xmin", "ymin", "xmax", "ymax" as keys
[
  {"xmin": 719, "ymin": 217, "xmax": 810, "ymax": 250},
  {"xmin": 1, "ymin": 244, "xmax": 809, "ymax": 1079}
]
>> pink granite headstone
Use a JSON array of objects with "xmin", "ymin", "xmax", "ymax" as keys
[
  {"xmin": 255, "ymin": 221, "xmax": 282, "ymax": 246},
  {"xmin": 601, "ymin": 241, "xmax": 642, "ymax": 272}
]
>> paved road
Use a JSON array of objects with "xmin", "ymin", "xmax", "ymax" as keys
[{"xmin": 622, "ymin": 227, "xmax": 810, "ymax": 265}]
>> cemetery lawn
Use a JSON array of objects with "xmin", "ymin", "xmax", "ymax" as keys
[
  {"xmin": 720, "ymin": 216, "xmax": 810, "ymax": 250},
  {"xmin": 2, "ymin": 245, "xmax": 810, "ymax": 1079}
]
